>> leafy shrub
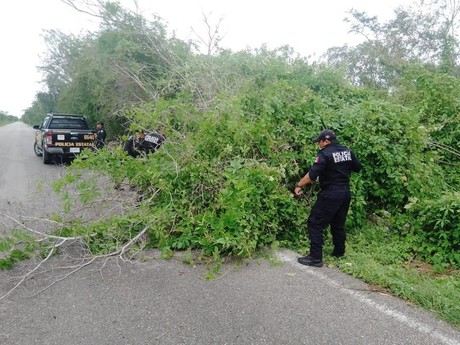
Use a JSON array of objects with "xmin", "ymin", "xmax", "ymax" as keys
[
  {"xmin": 0, "ymin": 231, "xmax": 38, "ymax": 269},
  {"xmin": 151, "ymin": 158, "xmax": 304, "ymax": 257},
  {"xmin": 333, "ymin": 100, "xmax": 446, "ymax": 213},
  {"xmin": 61, "ymin": 52, "xmax": 455, "ymax": 266},
  {"xmin": 398, "ymin": 65, "xmax": 460, "ymax": 187},
  {"xmin": 404, "ymin": 192, "xmax": 460, "ymax": 268}
]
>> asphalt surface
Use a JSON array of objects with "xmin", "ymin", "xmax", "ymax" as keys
[
  {"xmin": 0, "ymin": 121, "xmax": 66, "ymax": 235},
  {"xmin": 1, "ymin": 249, "xmax": 460, "ymax": 345},
  {"xmin": 1, "ymin": 122, "xmax": 460, "ymax": 345}
]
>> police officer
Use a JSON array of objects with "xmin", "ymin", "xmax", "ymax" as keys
[
  {"xmin": 123, "ymin": 129, "xmax": 165, "ymax": 158},
  {"xmin": 95, "ymin": 121, "xmax": 107, "ymax": 149},
  {"xmin": 294, "ymin": 129, "xmax": 362, "ymax": 267}
]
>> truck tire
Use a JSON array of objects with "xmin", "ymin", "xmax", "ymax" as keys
[{"xmin": 34, "ymin": 142, "xmax": 43, "ymax": 157}]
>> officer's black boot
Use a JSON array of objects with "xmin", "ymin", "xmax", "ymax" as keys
[{"xmin": 297, "ymin": 256, "xmax": 323, "ymax": 267}]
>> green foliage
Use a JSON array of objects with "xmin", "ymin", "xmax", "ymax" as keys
[
  {"xmin": 327, "ymin": 1, "xmax": 460, "ymax": 88},
  {"xmin": 52, "ymin": 215, "xmax": 145, "ymax": 255},
  {"xmin": 64, "ymin": 46, "xmax": 455, "ymax": 266},
  {"xmin": 24, "ymin": 2, "xmax": 192, "ymax": 138},
  {"xmin": 70, "ymin": 65, "xmax": 333, "ymax": 259},
  {"xmin": 21, "ymin": 92, "xmax": 57, "ymax": 126},
  {"xmin": 397, "ymin": 65, "xmax": 460, "ymax": 186},
  {"xmin": 0, "ymin": 231, "xmax": 38, "ymax": 269},
  {"xmin": 404, "ymin": 192, "xmax": 460, "ymax": 267},
  {"xmin": 399, "ymin": 65, "xmax": 460, "ymax": 133},
  {"xmin": 335, "ymin": 100, "xmax": 446, "ymax": 213},
  {"xmin": 0, "ymin": 111, "xmax": 19, "ymax": 125},
  {"xmin": 337, "ymin": 225, "xmax": 460, "ymax": 327}
]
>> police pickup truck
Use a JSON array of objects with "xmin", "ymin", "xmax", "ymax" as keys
[{"xmin": 33, "ymin": 113, "xmax": 96, "ymax": 164}]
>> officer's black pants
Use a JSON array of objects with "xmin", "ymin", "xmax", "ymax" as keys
[{"xmin": 307, "ymin": 189, "xmax": 351, "ymax": 261}]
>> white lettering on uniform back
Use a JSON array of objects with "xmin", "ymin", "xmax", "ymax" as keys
[
  {"xmin": 144, "ymin": 135, "xmax": 159, "ymax": 144},
  {"xmin": 332, "ymin": 151, "xmax": 352, "ymax": 163}
]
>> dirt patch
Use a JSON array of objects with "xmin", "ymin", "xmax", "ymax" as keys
[
  {"xmin": 405, "ymin": 259, "xmax": 434, "ymax": 275},
  {"xmin": 405, "ymin": 258, "xmax": 460, "ymax": 278}
]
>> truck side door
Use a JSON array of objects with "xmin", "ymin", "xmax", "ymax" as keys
[{"xmin": 34, "ymin": 116, "xmax": 50, "ymax": 150}]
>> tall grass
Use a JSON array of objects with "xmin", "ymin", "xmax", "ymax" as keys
[{"xmin": 326, "ymin": 226, "xmax": 460, "ymax": 328}]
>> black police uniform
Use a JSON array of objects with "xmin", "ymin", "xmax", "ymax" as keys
[
  {"xmin": 123, "ymin": 132, "xmax": 165, "ymax": 158},
  {"xmin": 95, "ymin": 128, "xmax": 107, "ymax": 149},
  {"xmin": 307, "ymin": 141, "xmax": 362, "ymax": 261}
]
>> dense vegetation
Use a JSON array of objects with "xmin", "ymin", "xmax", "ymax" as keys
[
  {"xmin": 6, "ymin": 0, "xmax": 460, "ymax": 326},
  {"xmin": 0, "ymin": 111, "xmax": 18, "ymax": 125}
]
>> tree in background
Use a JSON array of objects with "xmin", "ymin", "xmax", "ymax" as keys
[
  {"xmin": 0, "ymin": 111, "xmax": 19, "ymax": 125},
  {"xmin": 326, "ymin": 0, "xmax": 460, "ymax": 88},
  {"xmin": 23, "ymin": 1, "xmax": 192, "ymax": 138}
]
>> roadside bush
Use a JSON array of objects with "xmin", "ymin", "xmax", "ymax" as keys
[
  {"xmin": 404, "ymin": 192, "xmax": 460, "ymax": 268},
  {"xmin": 61, "ymin": 54, "xmax": 454, "ymax": 267},
  {"xmin": 334, "ymin": 100, "xmax": 446, "ymax": 214},
  {"xmin": 397, "ymin": 65, "xmax": 460, "ymax": 187}
]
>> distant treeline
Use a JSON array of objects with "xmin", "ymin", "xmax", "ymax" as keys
[{"xmin": 0, "ymin": 111, "xmax": 19, "ymax": 125}]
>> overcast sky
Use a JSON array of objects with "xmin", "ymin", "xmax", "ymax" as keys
[{"xmin": 0, "ymin": 0, "xmax": 415, "ymax": 117}]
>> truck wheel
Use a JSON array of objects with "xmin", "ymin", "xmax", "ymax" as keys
[
  {"xmin": 43, "ymin": 150, "xmax": 52, "ymax": 164},
  {"xmin": 34, "ymin": 142, "xmax": 43, "ymax": 157}
]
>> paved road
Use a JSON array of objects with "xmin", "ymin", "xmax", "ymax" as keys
[
  {"xmin": 0, "ymin": 122, "xmax": 65, "ymax": 207},
  {"xmin": 0, "ymin": 122, "xmax": 69, "ymax": 236},
  {"xmin": 1, "ymin": 122, "xmax": 460, "ymax": 345},
  {"xmin": 0, "ymin": 121, "xmax": 136, "ymax": 235}
]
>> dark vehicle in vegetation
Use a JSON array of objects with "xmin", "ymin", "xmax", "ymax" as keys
[{"xmin": 33, "ymin": 113, "xmax": 95, "ymax": 164}]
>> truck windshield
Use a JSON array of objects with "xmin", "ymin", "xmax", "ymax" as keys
[{"xmin": 49, "ymin": 118, "xmax": 90, "ymax": 130}]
